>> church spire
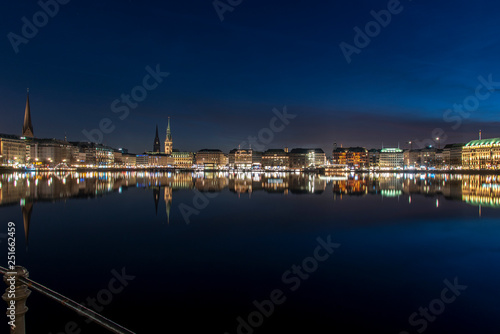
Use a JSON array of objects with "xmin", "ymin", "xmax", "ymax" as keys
[
  {"xmin": 166, "ymin": 117, "xmax": 171, "ymax": 140},
  {"xmin": 164, "ymin": 117, "xmax": 173, "ymax": 154},
  {"xmin": 153, "ymin": 124, "xmax": 161, "ymax": 153},
  {"xmin": 22, "ymin": 88, "xmax": 34, "ymax": 137}
]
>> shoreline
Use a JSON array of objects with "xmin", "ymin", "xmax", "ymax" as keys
[{"xmin": 1, "ymin": 166, "xmax": 500, "ymax": 175}]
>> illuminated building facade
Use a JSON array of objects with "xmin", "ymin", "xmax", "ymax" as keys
[
  {"xmin": 252, "ymin": 151, "xmax": 263, "ymax": 168},
  {"xmin": 368, "ymin": 149, "xmax": 380, "ymax": 168},
  {"xmin": 229, "ymin": 149, "xmax": 253, "ymax": 169},
  {"xmin": 289, "ymin": 148, "xmax": 326, "ymax": 169},
  {"xmin": 121, "ymin": 153, "xmax": 137, "ymax": 167},
  {"xmin": 403, "ymin": 149, "xmax": 420, "ymax": 169},
  {"xmin": 403, "ymin": 147, "xmax": 445, "ymax": 169},
  {"xmin": 379, "ymin": 148, "xmax": 404, "ymax": 169},
  {"xmin": 332, "ymin": 147, "xmax": 347, "ymax": 165},
  {"xmin": 462, "ymin": 138, "xmax": 500, "ymax": 169},
  {"xmin": 164, "ymin": 117, "xmax": 173, "ymax": 155},
  {"xmin": 71, "ymin": 142, "xmax": 115, "ymax": 166},
  {"xmin": 0, "ymin": 134, "xmax": 28, "ymax": 165},
  {"xmin": 172, "ymin": 151, "xmax": 194, "ymax": 168},
  {"xmin": 262, "ymin": 149, "xmax": 289, "ymax": 169},
  {"xmin": 142, "ymin": 152, "xmax": 174, "ymax": 167},
  {"xmin": 435, "ymin": 149, "xmax": 448, "ymax": 169},
  {"xmin": 419, "ymin": 147, "xmax": 437, "ymax": 168},
  {"xmin": 443, "ymin": 143, "xmax": 464, "ymax": 168},
  {"xmin": 136, "ymin": 155, "xmax": 148, "ymax": 166},
  {"xmin": 333, "ymin": 147, "xmax": 368, "ymax": 168},
  {"xmin": 29, "ymin": 139, "xmax": 75, "ymax": 166},
  {"xmin": 196, "ymin": 149, "xmax": 226, "ymax": 169}
]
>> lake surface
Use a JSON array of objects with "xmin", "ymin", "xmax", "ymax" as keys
[{"xmin": 1, "ymin": 171, "xmax": 499, "ymax": 333}]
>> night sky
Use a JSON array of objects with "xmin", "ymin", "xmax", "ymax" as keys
[{"xmin": 1, "ymin": 0, "xmax": 500, "ymax": 154}]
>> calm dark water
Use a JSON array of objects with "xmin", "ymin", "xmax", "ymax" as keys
[{"xmin": 1, "ymin": 171, "xmax": 499, "ymax": 333}]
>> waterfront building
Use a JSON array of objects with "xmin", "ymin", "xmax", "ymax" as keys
[
  {"xmin": 113, "ymin": 150, "xmax": 123, "ymax": 166},
  {"xmin": 228, "ymin": 149, "xmax": 236, "ymax": 166},
  {"xmin": 29, "ymin": 138, "xmax": 75, "ymax": 167},
  {"xmin": 142, "ymin": 152, "xmax": 174, "ymax": 167},
  {"xmin": 403, "ymin": 147, "xmax": 442, "ymax": 169},
  {"xmin": 71, "ymin": 142, "xmax": 115, "ymax": 167},
  {"xmin": 252, "ymin": 151, "xmax": 263, "ymax": 169},
  {"xmin": 172, "ymin": 151, "xmax": 194, "ymax": 168},
  {"xmin": 379, "ymin": 148, "xmax": 404, "ymax": 169},
  {"xmin": 435, "ymin": 149, "xmax": 449, "ymax": 169},
  {"xmin": 229, "ymin": 149, "xmax": 253, "ymax": 169},
  {"xmin": 333, "ymin": 147, "xmax": 368, "ymax": 168},
  {"xmin": 221, "ymin": 153, "xmax": 229, "ymax": 167},
  {"xmin": 153, "ymin": 125, "xmax": 161, "ymax": 153},
  {"xmin": 419, "ymin": 147, "xmax": 437, "ymax": 168},
  {"xmin": 164, "ymin": 117, "xmax": 173, "ymax": 155},
  {"xmin": 462, "ymin": 138, "xmax": 500, "ymax": 169},
  {"xmin": 332, "ymin": 147, "xmax": 347, "ymax": 165},
  {"xmin": 136, "ymin": 154, "xmax": 149, "ymax": 166},
  {"xmin": 443, "ymin": 143, "xmax": 465, "ymax": 168},
  {"xmin": 262, "ymin": 149, "xmax": 289, "ymax": 169},
  {"xmin": 289, "ymin": 148, "xmax": 326, "ymax": 169},
  {"xmin": 0, "ymin": 134, "xmax": 28, "ymax": 165},
  {"xmin": 403, "ymin": 149, "xmax": 420, "ymax": 169},
  {"xmin": 195, "ymin": 149, "xmax": 227, "ymax": 169},
  {"xmin": 368, "ymin": 149, "xmax": 380, "ymax": 168},
  {"xmin": 121, "ymin": 153, "xmax": 137, "ymax": 167}
]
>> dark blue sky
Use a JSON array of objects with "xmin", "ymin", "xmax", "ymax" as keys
[{"xmin": 1, "ymin": 0, "xmax": 500, "ymax": 153}]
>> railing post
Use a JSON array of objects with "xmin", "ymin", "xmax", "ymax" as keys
[{"xmin": 2, "ymin": 266, "xmax": 31, "ymax": 334}]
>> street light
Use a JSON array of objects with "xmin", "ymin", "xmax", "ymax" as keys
[{"xmin": 436, "ymin": 137, "xmax": 440, "ymax": 149}]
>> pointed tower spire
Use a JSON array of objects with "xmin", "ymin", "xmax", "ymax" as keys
[
  {"xmin": 22, "ymin": 88, "xmax": 34, "ymax": 137},
  {"xmin": 167, "ymin": 117, "xmax": 171, "ymax": 140},
  {"xmin": 164, "ymin": 117, "xmax": 173, "ymax": 154}
]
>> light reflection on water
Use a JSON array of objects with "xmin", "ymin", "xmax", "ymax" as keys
[
  {"xmin": 1, "ymin": 171, "xmax": 500, "ymax": 333},
  {"xmin": 1, "ymin": 171, "xmax": 499, "ymax": 208}
]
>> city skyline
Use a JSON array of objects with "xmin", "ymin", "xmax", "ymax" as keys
[
  {"xmin": 1, "ymin": 89, "xmax": 490, "ymax": 156},
  {"xmin": 3, "ymin": 2, "xmax": 500, "ymax": 334},
  {"xmin": 2, "ymin": 1, "xmax": 500, "ymax": 153}
]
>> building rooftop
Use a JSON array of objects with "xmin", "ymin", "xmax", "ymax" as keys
[
  {"xmin": 198, "ymin": 149, "xmax": 223, "ymax": 152},
  {"xmin": 69, "ymin": 141, "xmax": 115, "ymax": 150},
  {"xmin": 380, "ymin": 148, "xmax": 403, "ymax": 153},
  {"xmin": 443, "ymin": 143, "xmax": 465, "ymax": 149},
  {"xmin": 335, "ymin": 147, "xmax": 367, "ymax": 153},
  {"xmin": 465, "ymin": 138, "xmax": 500, "ymax": 147},
  {"xmin": 264, "ymin": 149, "xmax": 286, "ymax": 154},
  {"xmin": 0, "ymin": 133, "xmax": 23, "ymax": 140},
  {"xmin": 290, "ymin": 148, "xmax": 325, "ymax": 154}
]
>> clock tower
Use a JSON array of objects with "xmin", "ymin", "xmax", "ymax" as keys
[{"xmin": 164, "ymin": 117, "xmax": 173, "ymax": 154}]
